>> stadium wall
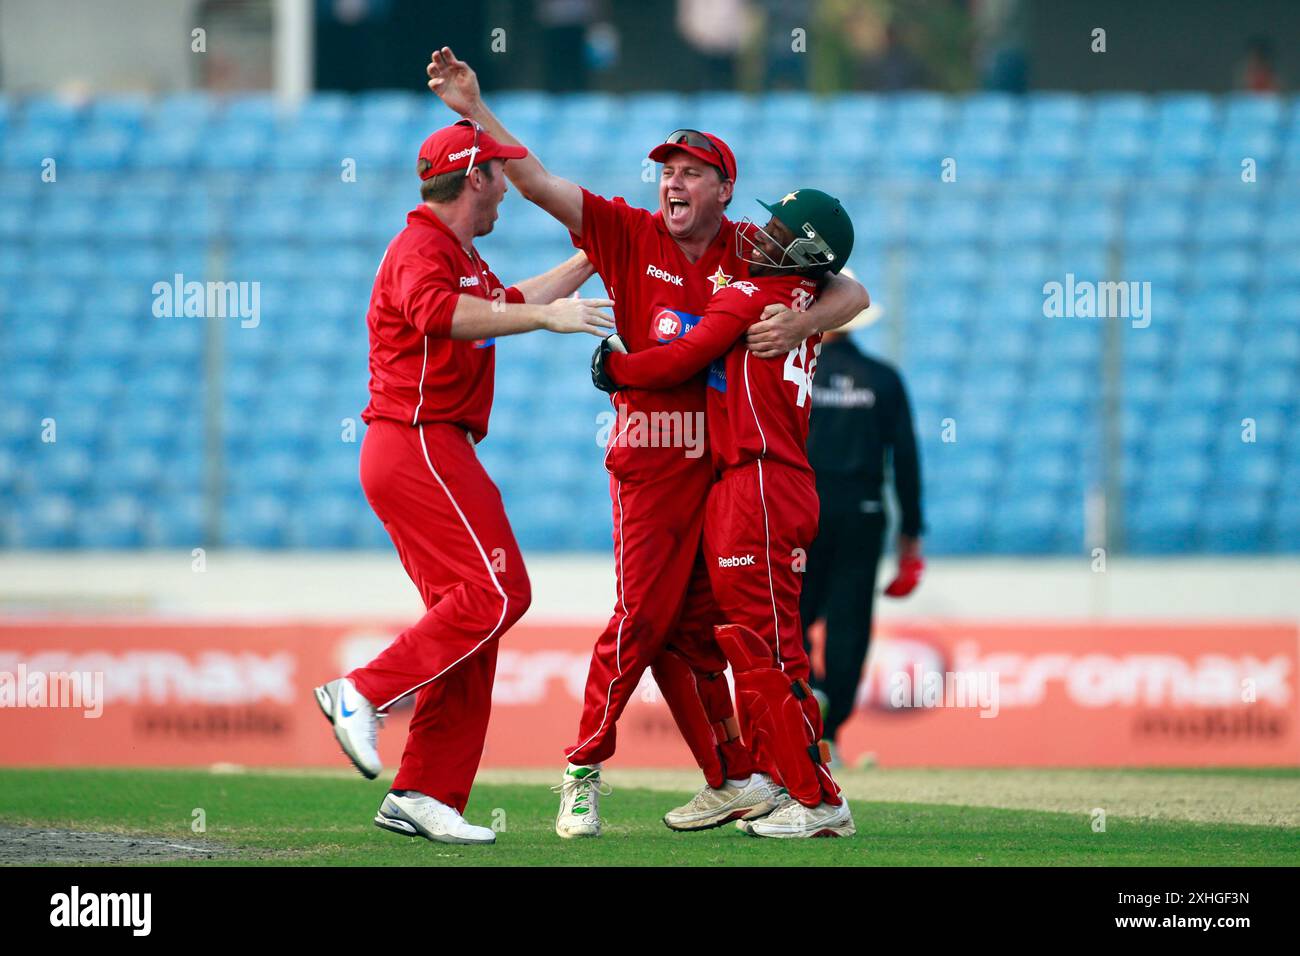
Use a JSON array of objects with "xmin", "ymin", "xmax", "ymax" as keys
[
  {"xmin": 1, "ymin": 553, "xmax": 1299, "ymax": 620},
  {"xmin": 2, "ymin": 555, "xmax": 1296, "ymax": 770}
]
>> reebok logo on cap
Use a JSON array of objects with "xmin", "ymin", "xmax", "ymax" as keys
[{"xmin": 417, "ymin": 121, "xmax": 527, "ymax": 179}]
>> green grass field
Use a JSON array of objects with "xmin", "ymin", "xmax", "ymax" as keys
[{"xmin": 2, "ymin": 767, "xmax": 1298, "ymax": 866}]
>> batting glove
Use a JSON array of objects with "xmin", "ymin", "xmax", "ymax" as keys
[{"xmin": 591, "ymin": 333, "xmax": 626, "ymax": 393}]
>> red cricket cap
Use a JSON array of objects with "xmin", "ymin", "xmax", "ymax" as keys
[
  {"xmin": 648, "ymin": 130, "xmax": 737, "ymax": 183},
  {"xmin": 418, "ymin": 120, "xmax": 527, "ymax": 179}
]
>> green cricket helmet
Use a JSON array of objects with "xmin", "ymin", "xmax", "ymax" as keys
[{"xmin": 736, "ymin": 188, "xmax": 854, "ymax": 275}]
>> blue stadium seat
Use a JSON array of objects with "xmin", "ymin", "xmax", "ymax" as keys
[
  {"xmin": 146, "ymin": 494, "xmax": 207, "ymax": 548},
  {"xmin": 68, "ymin": 129, "xmax": 133, "ymax": 171},
  {"xmin": 20, "ymin": 96, "xmax": 85, "ymax": 131},
  {"xmin": 356, "ymin": 91, "xmax": 420, "ymax": 127},
  {"xmin": 1272, "ymin": 495, "xmax": 1300, "ymax": 552},
  {"xmin": 1222, "ymin": 94, "xmax": 1284, "ymax": 130},
  {"xmin": 1124, "ymin": 195, "xmax": 1191, "ymax": 244},
  {"xmin": 1127, "ymin": 490, "xmax": 1198, "ymax": 553},
  {"xmin": 990, "ymin": 491, "xmax": 1079, "ymax": 554},
  {"xmin": 10, "ymin": 493, "xmax": 78, "ymax": 548},
  {"xmin": 78, "ymin": 495, "xmax": 148, "ymax": 548},
  {"xmin": 286, "ymin": 493, "xmax": 360, "ymax": 548},
  {"xmin": 924, "ymin": 492, "xmax": 988, "ymax": 554},
  {"xmin": 1193, "ymin": 193, "xmax": 1261, "ymax": 245},
  {"xmin": 223, "ymin": 492, "xmax": 291, "ymax": 548},
  {"xmin": 1199, "ymin": 492, "xmax": 1269, "ymax": 553},
  {"xmin": 0, "ymin": 89, "xmax": 1293, "ymax": 555}
]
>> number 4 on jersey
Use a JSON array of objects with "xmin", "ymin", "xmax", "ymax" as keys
[{"xmin": 783, "ymin": 338, "xmax": 822, "ymax": 407}]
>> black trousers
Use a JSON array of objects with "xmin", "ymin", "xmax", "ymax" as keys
[{"xmin": 799, "ymin": 509, "xmax": 886, "ymax": 742}]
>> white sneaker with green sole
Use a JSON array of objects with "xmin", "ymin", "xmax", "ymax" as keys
[{"xmin": 553, "ymin": 766, "xmax": 611, "ymax": 838}]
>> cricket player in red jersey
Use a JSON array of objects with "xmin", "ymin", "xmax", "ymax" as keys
[
  {"xmin": 427, "ymin": 48, "xmax": 869, "ymax": 837},
  {"xmin": 313, "ymin": 119, "xmax": 615, "ymax": 845},
  {"xmin": 592, "ymin": 189, "xmax": 857, "ymax": 838}
]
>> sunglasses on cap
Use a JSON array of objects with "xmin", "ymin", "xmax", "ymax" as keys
[
  {"xmin": 457, "ymin": 118, "xmax": 482, "ymax": 177},
  {"xmin": 662, "ymin": 129, "xmax": 732, "ymax": 180}
]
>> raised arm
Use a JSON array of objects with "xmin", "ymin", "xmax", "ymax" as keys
[
  {"xmin": 600, "ymin": 305, "xmax": 750, "ymax": 390},
  {"xmin": 427, "ymin": 46, "xmax": 585, "ymax": 236},
  {"xmin": 745, "ymin": 270, "xmax": 870, "ymax": 359}
]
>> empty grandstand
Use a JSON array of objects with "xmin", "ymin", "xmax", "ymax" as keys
[{"xmin": 2, "ymin": 90, "xmax": 1298, "ymax": 554}]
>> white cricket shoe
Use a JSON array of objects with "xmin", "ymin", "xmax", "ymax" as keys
[
  {"xmin": 374, "ymin": 791, "xmax": 496, "ymax": 845},
  {"xmin": 746, "ymin": 798, "xmax": 856, "ymax": 839},
  {"xmin": 553, "ymin": 766, "xmax": 611, "ymax": 839},
  {"xmin": 314, "ymin": 677, "xmax": 381, "ymax": 779},
  {"xmin": 664, "ymin": 773, "xmax": 789, "ymax": 831}
]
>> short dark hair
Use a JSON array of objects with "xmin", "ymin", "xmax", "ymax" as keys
[{"xmin": 419, "ymin": 158, "xmax": 494, "ymax": 203}]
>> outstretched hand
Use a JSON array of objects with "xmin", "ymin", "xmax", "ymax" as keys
[
  {"xmin": 543, "ymin": 298, "xmax": 616, "ymax": 336},
  {"xmin": 426, "ymin": 46, "xmax": 481, "ymax": 116}
]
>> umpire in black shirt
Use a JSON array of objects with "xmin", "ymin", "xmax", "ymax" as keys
[{"xmin": 801, "ymin": 302, "xmax": 924, "ymax": 765}]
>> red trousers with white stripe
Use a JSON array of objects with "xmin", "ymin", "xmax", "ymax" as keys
[
  {"xmin": 566, "ymin": 457, "xmax": 758, "ymax": 784},
  {"xmin": 703, "ymin": 460, "xmax": 818, "ymax": 680},
  {"xmin": 349, "ymin": 419, "xmax": 531, "ymax": 813},
  {"xmin": 705, "ymin": 460, "xmax": 843, "ymax": 807}
]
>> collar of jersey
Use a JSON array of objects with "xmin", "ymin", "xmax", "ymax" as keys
[{"xmin": 409, "ymin": 204, "xmax": 474, "ymax": 257}]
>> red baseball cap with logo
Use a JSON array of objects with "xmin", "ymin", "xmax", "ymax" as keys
[
  {"xmin": 418, "ymin": 119, "xmax": 527, "ymax": 179},
  {"xmin": 648, "ymin": 129, "xmax": 737, "ymax": 183}
]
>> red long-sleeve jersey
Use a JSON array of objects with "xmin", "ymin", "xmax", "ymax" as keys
[
  {"xmin": 605, "ymin": 274, "xmax": 822, "ymax": 475},
  {"xmin": 362, "ymin": 205, "xmax": 524, "ymax": 441}
]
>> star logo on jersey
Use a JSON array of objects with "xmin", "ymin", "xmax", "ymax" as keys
[
  {"xmin": 778, "ymin": 191, "xmax": 799, "ymax": 206},
  {"xmin": 707, "ymin": 266, "xmax": 732, "ymax": 294}
]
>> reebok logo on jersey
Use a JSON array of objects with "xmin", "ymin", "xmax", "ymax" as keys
[
  {"xmin": 645, "ymin": 263, "xmax": 684, "ymax": 286},
  {"xmin": 459, "ymin": 276, "xmax": 481, "ymax": 287},
  {"xmin": 717, "ymin": 554, "xmax": 756, "ymax": 568}
]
